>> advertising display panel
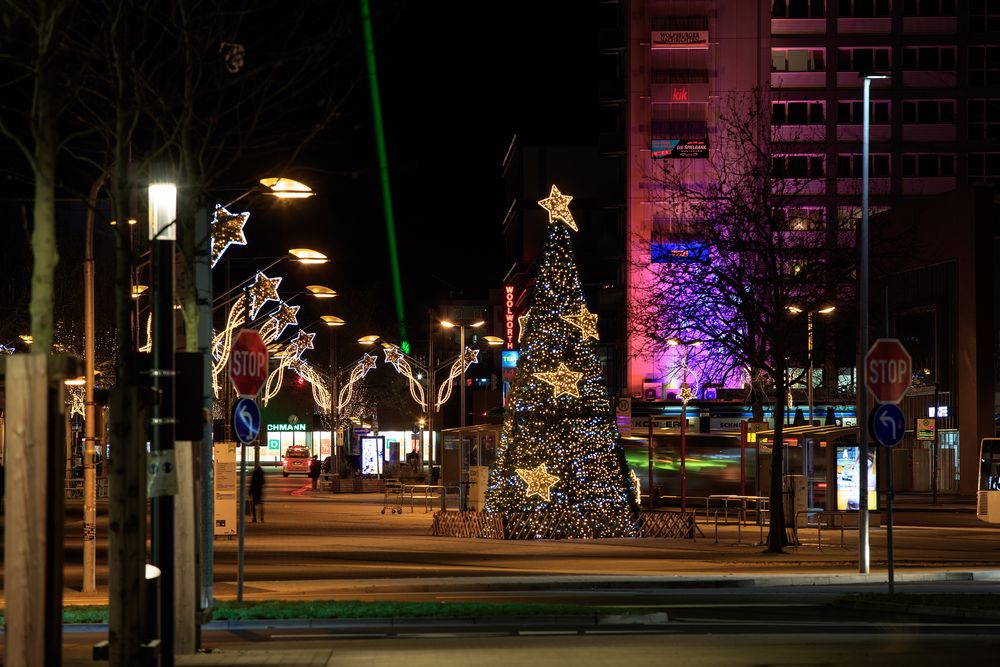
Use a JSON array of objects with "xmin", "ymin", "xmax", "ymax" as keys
[
  {"xmin": 836, "ymin": 446, "xmax": 877, "ymax": 511},
  {"xmin": 213, "ymin": 442, "xmax": 238, "ymax": 536},
  {"xmin": 361, "ymin": 436, "xmax": 385, "ymax": 475}
]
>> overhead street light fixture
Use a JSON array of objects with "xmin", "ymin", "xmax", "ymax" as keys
[
  {"xmin": 307, "ymin": 285, "xmax": 338, "ymax": 298},
  {"xmin": 289, "ymin": 248, "xmax": 329, "ymax": 264},
  {"xmin": 131, "ymin": 284, "xmax": 149, "ymax": 298},
  {"xmin": 440, "ymin": 319, "xmax": 485, "ymax": 329},
  {"xmin": 322, "ymin": 315, "xmax": 345, "ymax": 327},
  {"xmin": 483, "ymin": 335, "xmax": 504, "ymax": 346},
  {"xmin": 259, "ymin": 177, "xmax": 315, "ymax": 199}
]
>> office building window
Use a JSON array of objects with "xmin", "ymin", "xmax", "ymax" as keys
[
  {"xmin": 838, "ymin": 154, "xmax": 891, "ymax": 177},
  {"xmin": 968, "ymin": 99, "xmax": 1000, "ymax": 140},
  {"xmin": 902, "ymin": 46, "xmax": 956, "ymax": 70},
  {"xmin": 968, "ymin": 153, "xmax": 1000, "ymax": 185},
  {"xmin": 839, "ymin": 0, "xmax": 891, "ymax": 17},
  {"xmin": 837, "ymin": 100, "xmax": 890, "ymax": 123},
  {"xmin": 774, "ymin": 154, "xmax": 825, "ymax": 178},
  {"xmin": 970, "ymin": 0, "xmax": 1000, "ymax": 32},
  {"xmin": 772, "ymin": 101, "xmax": 825, "ymax": 124},
  {"xmin": 837, "ymin": 47, "xmax": 891, "ymax": 72},
  {"xmin": 651, "ymin": 16, "xmax": 709, "ymax": 30},
  {"xmin": 901, "ymin": 100, "xmax": 955, "ymax": 123},
  {"xmin": 903, "ymin": 0, "xmax": 956, "ymax": 15},
  {"xmin": 901, "ymin": 153, "xmax": 955, "ymax": 177},
  {"xmin": 772, "ymin": 48, "xmax": 826, "ymax": 71},
  {"xmin": 773, "ymin": 0, "xmax": 826, "ymax": 17},
  {"xmin": 969, "ymin": 46, "xmax": 1000, "ymax": 86},
  {"xmin": 651, "ymin": 69, "xmax": 710, "ymax": 83},
  {"xmin": 786, "ymin": 207, "xmax": 826, "ymax": 230}
]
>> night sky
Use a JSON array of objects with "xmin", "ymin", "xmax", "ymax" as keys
[{"xmin": 247, "ymin": 1, "xmax": 602, "ymax": 344}]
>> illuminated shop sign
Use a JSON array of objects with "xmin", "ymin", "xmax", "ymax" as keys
[
  {"xmin": 651, "ymin": 30, "xmax": 709, "ymax": 49},
  {"xmin": 501, "ymin": 350, "xmax": 519, "ymax": 369},
  {"xmin": 266, "ymin": 423, "xmax": 307, "ymax": 432},
  {"xmin": 651, "ymin": 83, "xmax": 710, "ymax": 105},
  {"xmin": 504, "ymin": 284, "xmax": 520, "ymax": 350},
  {"xmin": 651, "ymin": 139, "xmax": 709, "ymax": 159},
  {"xmin": 651, "ymin": 242, "xmax": 708, "ymax": 264}
]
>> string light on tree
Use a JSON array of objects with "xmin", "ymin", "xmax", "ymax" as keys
[
  {"xmin": 486, "ymin": 184, "xmax": 638, "ymax": 539},
  {"xmin": 515, "ymin": 463, "xmax": 560, "ymax": 502},
  {"xmin": 210, "ymin": 205, "xmax": 250, "ymax": 268}
]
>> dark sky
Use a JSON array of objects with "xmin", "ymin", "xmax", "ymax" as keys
[{"xmin": 255, "ymin": 1, "xmax": 602, "ymax": 343}]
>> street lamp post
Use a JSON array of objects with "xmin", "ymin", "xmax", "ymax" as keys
[
  {"xmin": 323, "ymin": 316, "xmax": 345, "ymax": 468},
  {"xmin": 788, "ymin": 305, "xmax": 836, "ymax": 427},
  {"xmin": 859, "ymin": 72, "xmax": 889, "ymax": 575},
  {"xmin": 440, "ymin": 319, "xmax": 485, "ymax": 431},
  {"xmin": 667, "ymin": 338, "xmax": 701, "ymax": 514}
]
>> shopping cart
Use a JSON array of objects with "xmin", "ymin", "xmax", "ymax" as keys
[{"xmin": 381, "ymin": 478, "xmax": 404, "ymax": 514}]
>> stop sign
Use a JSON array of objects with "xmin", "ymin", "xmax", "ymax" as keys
[
  {"xmin": 864, "ymin": 338, "xmax": 912, "ymax": 404},
  {"xmin": 229, "ymin": 328, "xmax": 269, "ymax": 397}
]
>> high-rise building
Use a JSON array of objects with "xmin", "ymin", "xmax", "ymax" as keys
[{"xmin": 616, "ymin": 0, "xmax": 998, "ymax": 398}]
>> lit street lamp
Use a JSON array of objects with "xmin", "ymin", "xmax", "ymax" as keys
[
  {"xmin": 859, "ymin": 71, "xmax": 889, "ymax": 575},
  {"xmin": 322, "ymin": 315, "xmax": 346, "ymax": 468},
  {"xmin": 787, "ymin": 305, "xmax": 836, "ymax": 427},
  {"xmin": 667, "ymin": 337, "xmax": 702, "ymax": 514},
  {"xmin": 440, "ymin": 318, "xmax": 485, "ymax": 429}
]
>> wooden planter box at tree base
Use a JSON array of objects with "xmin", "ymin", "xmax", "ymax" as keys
[{"xmin": 430, "ymin": 510, "xmax": 695, "ymax": 539}]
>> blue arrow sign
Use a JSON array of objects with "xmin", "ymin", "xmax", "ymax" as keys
[
  {"xmin": 233, "ymin": 397, "xmax": 261, "ymax": 445},
  {"xmin": 870, "ymin": 403, "xmax": 905, "ymax": 448}
]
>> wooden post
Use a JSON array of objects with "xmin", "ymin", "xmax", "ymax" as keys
[
  {"xmin": 174, "ymin": 442, "xmax": 197, "ymax": 653},
  {"xmin": 3, "ymin": 354, "xmax": 76, "ymax": 667},
  {"xmin": 108, "ymin": 384, "xmax": 150, "ymax": 665}
]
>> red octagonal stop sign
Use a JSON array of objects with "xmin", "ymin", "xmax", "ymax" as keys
[
  {"xmin": 864, "ymin": 338, "xmax": 912, "ymax": 404},
  {"xmin": 229, "ymin": 329, "xmax": 269, "ymax": 397}
]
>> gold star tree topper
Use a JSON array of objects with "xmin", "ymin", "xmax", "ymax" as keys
[
  {"xmin": 537, "ymin": 184, "xmax": 578, "ymax": 232},
  {"xmin": 560, "ymin": 306, "xmax": 599, "ymax": 341},
  {"xmin": 210, "ymin": 206, "xmax": 250, "ymax": 268},
  {"xmin": 533, "ymin": 362, "xmax": 583, "ymax": 399},
  {"xmin": 516, "ymin": 463, "xmax": 560, "ymax": 502},
  {"xmin": 246, "ymin": 272, "xmax": 282, "ymax": 319},
  {"xmin": 268, "ymin": 302, "xmax": 300, "ymax": 339}
]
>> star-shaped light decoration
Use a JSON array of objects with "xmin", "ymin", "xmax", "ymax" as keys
[
  {"xmin": 516, "ymin": 463, "xmax": 560, "ymax": 502},
  {"xmin": 560, "ymin": 306, "xmax": 599, "ymax": 341},
  {"xmin": 679, "ymin": 382, "xmax": 695, "ymax": 404},
  {"xmin": 537, "ymin": 184, "xmax": 577, "ymax": 232},
  {"xmin": 358, "ymin": 352, "xmax": 378, "ymax": 377},
  {"xmin": 284, "ymin": 330, "xmax": 315, "ymax": 359},
  {"xmin": 517, "ymin": 310, "xmax": 530, "ymax": 343},
  {"xmin": 383, "ymin": 345, "xmax": 406, "ymax": 372},
  {"xmin": 462, "ymin": 347, "xmax": 480, "ymax": 371},
  {"xmin": 210, "ymin": 205, "xmax": 250, "ymax": 268},
  {"xmin": 246, "ymin": 272, "xmax": 282, "ymax": 320},
  {"xmin": 267, "ymin": 302, "xmax": 300, "ymax": 339},
  {"xmin": 533, "ymin": 362, "xmax": 583, "ymax": 399}
]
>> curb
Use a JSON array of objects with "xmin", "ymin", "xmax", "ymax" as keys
[
  {"xmin": 835, "ymin": 599, "xmax": 1000, "ymax": 621},
  {"xmin": 61, "ymin": 612, "xmax": 670, "ymax": 634}
]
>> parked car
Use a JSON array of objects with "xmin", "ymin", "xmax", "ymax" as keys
[{"xmin": 282, "ymin": 446, "xmax": 311, "ymax": 477}]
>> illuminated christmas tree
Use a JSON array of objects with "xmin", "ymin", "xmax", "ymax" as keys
[{"xmin": 485, "ymin": 185, "xmax": 639, "ymax": 538}]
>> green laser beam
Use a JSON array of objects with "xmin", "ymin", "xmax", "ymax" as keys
[{"xmin": 360, "ymin": 0, "xmax": 409, "ymax": 354}]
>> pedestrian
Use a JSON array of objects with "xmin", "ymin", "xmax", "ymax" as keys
[
  {"xmin": 249, "ymin": 464, "xmax": 265, "ymax": 523},
  {"xmin": 309, "ymin": 454, "xmax": 321, "ymax": 491}
]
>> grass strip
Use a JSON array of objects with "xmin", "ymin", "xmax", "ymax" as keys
[
  {"xmin": 848, "ymin": 593, "xmax": 1000, "ymax": 612},
  {"xmin": 2, "ymin": 600, "xmax": 640, "ymax": 625}
]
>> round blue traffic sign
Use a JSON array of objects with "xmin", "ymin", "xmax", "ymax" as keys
[
  {"xmin": 870, "ymin": 402, "xmax": 905, "ymax": 448},
  {"xmin": 233, "ymin": 397, "xmax": 261, "ymax": 445}
]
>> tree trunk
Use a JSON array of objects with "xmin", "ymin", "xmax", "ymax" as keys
[
  {"xmin": 767, "ymin": 365, "xmax": 787, "ymax": 553},
  {"xmin": 28, "ymin": 78, "xmax": 58, "ymax": 352}
]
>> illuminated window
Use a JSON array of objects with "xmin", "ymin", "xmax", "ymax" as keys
[
  {"xmin": 772, "ymin": 48, "xmax": 826, "ymax": 71},
  {"xmin": 786, "ymin": 208, "xmax": 826, "ymax": 230}
]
